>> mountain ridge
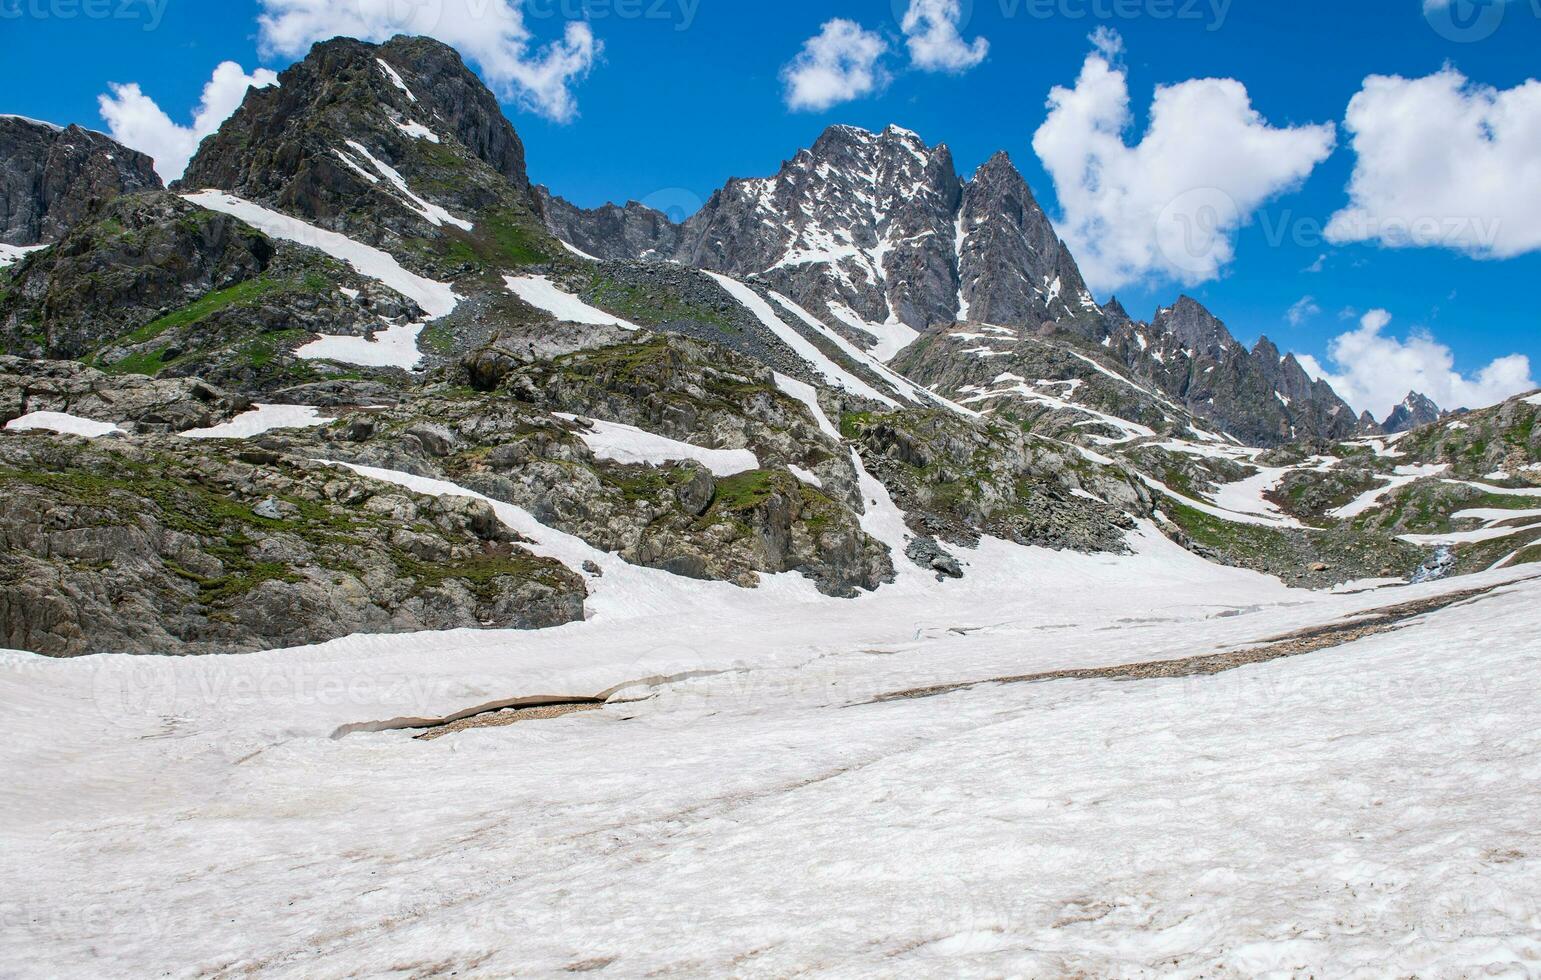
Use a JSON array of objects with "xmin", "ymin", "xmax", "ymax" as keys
[{"xmin": 539, "ymin": 123, "xmax": 1364, "ymax": 447}]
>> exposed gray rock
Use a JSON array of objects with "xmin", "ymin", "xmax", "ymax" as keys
[
  {"xmin": 0, "ymin": 356, "xmax": 248, "ymax": 432},
  {"xmin": 0, "ymin": 115, "xmax": 161, "ymax": 246},
  {"xmin": 1383, "ymin": 391, "xmax": 1443, "ymax": 433},
  {"xmin": 906, "ymin": 536, "xmax": 963, "ymax": 580},
  {"xmin": 537, "ymin": 187, "xmax": 679, "ymax": 261},
  {"xmin": 0, "ymin": 434, "xmax": 586, "ymax": 656}
]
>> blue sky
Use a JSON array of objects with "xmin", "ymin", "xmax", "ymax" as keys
[{"xmin": 3, "ymin": 0, "xmax": 1539, "ymax": 414}]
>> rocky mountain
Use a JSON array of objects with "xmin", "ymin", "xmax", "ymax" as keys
[
  {"xmin": 536, "ymin": 187, "xmax": 680, "ymax": 261},
  {"xmin": 180, "ymin": 34, "xmax": 551, "ymax": 281},
  {"xmin": 1, "ymin": 33, "xmax": 1530, "ymax": 657},
  {"xmin": 540, "ymin": 125, "xmax": 1361, "ymax": 447},
  {"xmin": 0, "ymin": 115, "xmax": 161, "ymax": 247},
  {"xmin": 1382, "ymin": 391, "xmax": 1443, "ymax": 433}
]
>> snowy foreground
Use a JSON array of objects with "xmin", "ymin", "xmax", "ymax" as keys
[{"xmin": 4, "ymin": 476, "xmax": 1541, "ymax": 975}]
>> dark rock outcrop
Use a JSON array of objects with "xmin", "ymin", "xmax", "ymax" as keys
[
  {"xmin": 0, "ymin": 357, "xmax": 249, "ymax": 432},
  {"xmin": 0, "ymin": 115, "xmax": 161, "ymax": 246},
  {"xmin": 0, "ymin": 434, "xmax": 586, "ymax": 656},
  {"xmin": 179, "ymin": 35, "xmax": 550, "ymax": 277},
  {"xmin": 537, "ymin": 188, "xmax": 679, "ymax": 261},
  {"xmin": 1383, "ymin": 391, "xmax": 1442, "ymax": 433}
]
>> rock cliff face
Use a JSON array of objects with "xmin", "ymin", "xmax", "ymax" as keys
[
  {"xmin": 1383, "ymin": 391, "xmax": 1443, "ymax": 433},
  {"xmin": 0, "ymin": 115, "xmax": 161, "ymax": 246},
  {"xmin": 0, "ymin": 432, "xmax": 585, "ymax": 656},
  {"xmin": 536, "ymin": 188, "xmax": 680, "ymax": 261},
  {"xmin": 180, "ymin": 35, "xmax": 551, "ymax": 279}
]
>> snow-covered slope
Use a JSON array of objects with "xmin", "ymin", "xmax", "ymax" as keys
[{"xmin": 4, "ymin": 501, "xmax": 1538, "ymax": 975}]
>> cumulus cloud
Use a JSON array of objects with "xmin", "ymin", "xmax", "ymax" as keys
[
  {"xmin": 1325, "ymin": 67, "xmax": 1541, "ymax": 258},
  {"xmin": 1295, "ymin": 309, "xmax": 1536, "ymax": 418},
  {"xmin": 99, "ymin": 62, "xmax": 279, "ymax": 182},
  {"xmin": 1286, "ymin": 296, "xmax": 1321, "ymax": 327},
  {"xmin": 255, "ymin": 0, "xmax": 598, "ymax": 122},
  {"xmin": 902, "ymin": 0, "xmax": 989, "ymax": 73},
  {"xmin": 1031, "ymin": 30, "xmax": 1336, "ymax": 292},
  {"xmin": 782, "ymin": 19, "xmax": 890, "ymax": 112}
]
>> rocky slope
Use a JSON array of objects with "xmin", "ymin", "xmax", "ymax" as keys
[
  {"xmin": 0, "ymin": 115, "xmax": 161, "ymax": 246},
  {"xmin": 0, "ymin": 429, "xmax": 585, "ymax": 656},
  {"xmin": 0, "ymin": 191, "xmax": 406, "ymax": 389},
  {"xmin": 541, "ymin": 125, "xmax": 1365, "ymax": 447}
]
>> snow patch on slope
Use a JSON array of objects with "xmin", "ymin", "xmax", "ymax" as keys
[
  {"xmin": 180, "ymin": 404, "xmax": 330, "ymax": 439},
  {"xmin": 4, "ymin": 412, "xmax": 124, "ymax": 438},
  {"xmin": 555, "ymin": 413, "xmax": 759, "ymax": 477},
  {"xmin": 183, "ymin": 191, "xmax": 459, "ymax": 370},
  {"xmin": 183, "ymin": 192, "xmax": 458, "ymax": 318},
  {"xmin": 0, "ymin": 243, "xmax": 48, "ymax": 268},
  {"xmin": 504, "ymin": 275, "xmax": 639, "ymax": 330},
  {"xmin": 826, "ymin": 302, "xmax": 920, "ymax": 363},
  {"xmin": 708, "ymin": 273, "xmax": 898, "ymax": 407}
]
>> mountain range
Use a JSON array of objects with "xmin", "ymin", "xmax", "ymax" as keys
[{"xmin": 0, "ymin": 34, "xmax": 1536, "ymax": 657}]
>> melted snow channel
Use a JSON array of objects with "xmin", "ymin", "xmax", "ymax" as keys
[{"xmin": 555, "ymin": 413, "xmax": 759, "ymax": 477}]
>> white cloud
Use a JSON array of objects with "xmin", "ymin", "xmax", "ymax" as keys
[
  {"xmin": 1295, "ymin": 309, "xmax": 1536, "ymax": 418},
  {"xmin": 1325, "ymin": 67, "xmax": 1541, "ymax": 258},
  {"xmin": 782, "ymin": 19, "xmax": 890, "ymax": 112},
  {"xmin": 902, "ymin": 0, "xmax": 989, "ymax": 73},
  {"xmin": 1303, "ymin": 253, "xmax": 1327, "ymax": 273},
  {"xmin": 1286, "ymin": 296, "xmax": 1321, "ymax": 327},
  {"xmin": 99, "ymin": 62, "xmax": 279, "ymax": 182},
  {"xmin": 255, "ymin": 0, "xmax": 598, "ymax": 123},
  {"xmin": 1031, "ymin": 31, "xmax": 1336, "ymax": 293}
]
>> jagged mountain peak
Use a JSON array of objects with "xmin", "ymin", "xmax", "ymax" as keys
[
  {"xmin": 178, "ymin": 32, "xmax": 550, "ymax": 278},
  {"xmin": 1153, "ymin": 295, "xmax": 1237, "ymax": 357},
  {"xmin": 183, "ymin": 34, "xmax": 535, "ymax": 198},
  {"xmin": 1, "ymin": 115, "xmax": 161, "ymax": 246},
  {"xmin": 1383, "ymin": 391, "xmax": 1443, "ymax": 433}
]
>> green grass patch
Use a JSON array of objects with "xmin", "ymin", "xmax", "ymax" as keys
[{"xmin": 122, "ymin": 277, "xmax": 286, "ymax": 347}]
